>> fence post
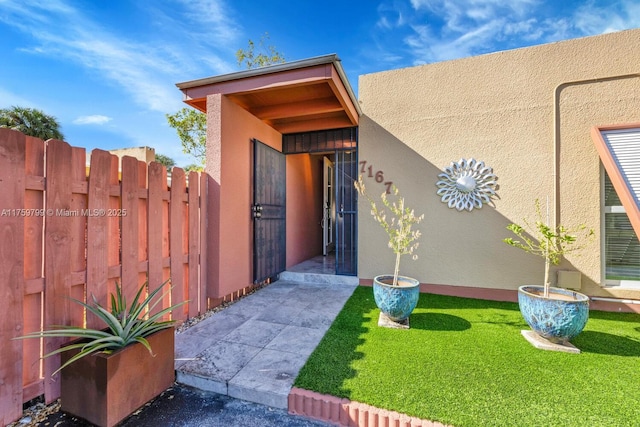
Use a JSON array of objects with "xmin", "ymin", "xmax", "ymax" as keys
[
  {"xmin": 68, "ymin": 147, "xmax": 87, "ymax": 328},
  {"xmin": 188, "ymin": 171, "xmax": 200, "ymax": 317},
  {"xmin": 0, "ymin": 129, "xmax": 26, "ymax": 424},
  {"xmin": 22, "ymin": 135, "xmax": 46, "ymax": 402},
  {"xmin": 170, "ymin": 168, "xmax": 187, "ymax": 321},
  {"xmin": 199, "ymin": 173, "xmax": 208, "ymax": 310}
]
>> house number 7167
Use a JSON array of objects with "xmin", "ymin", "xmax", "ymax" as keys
[{"xmin": 359, "ymin": 160, "xmax": 393, "ymax": 194}]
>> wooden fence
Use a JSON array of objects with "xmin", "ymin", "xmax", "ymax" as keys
[{"xmin": 0, "ymin": 128, "xmax": 209, "ymax": 424}]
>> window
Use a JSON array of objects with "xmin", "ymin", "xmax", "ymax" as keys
[{"xmin": 603, "ymin": 171, "xmax": 640, "ymax": 287}]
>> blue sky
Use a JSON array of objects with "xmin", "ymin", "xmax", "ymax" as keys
[{"xmin": 1, "ymin": 0, "xmax": 638, "ymax": 167}]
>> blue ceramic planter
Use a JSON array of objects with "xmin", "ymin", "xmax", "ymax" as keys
[
  {"xmin": 373, "ymin": 275, "xmax": 420, "ymax": 322},
  {"xmin": 518, "ymin": 285, "xmax": 589, "ymax": 343}
]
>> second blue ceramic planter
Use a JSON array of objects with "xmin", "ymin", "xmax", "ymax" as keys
[{"xmin": 518, "ymin": 285, "xmax": 589, "ymax": 343}]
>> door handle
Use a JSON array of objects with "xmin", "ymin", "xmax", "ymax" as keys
[{"xmin": 252, "ymin": 204, "xmax": 263, "ymax": 219}]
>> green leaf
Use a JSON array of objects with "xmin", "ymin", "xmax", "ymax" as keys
[{"xmin": 13, "ymin": 278, "xmax": 185, "ymax": 376}]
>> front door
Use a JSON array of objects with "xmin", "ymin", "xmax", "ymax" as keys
[
  {"xmin": 252, "ymin": 139, "xmax": 286, "ymax": 284},
  {"xmin": 335, "ymin": 150, "xmax": 357, "ymax": 275},
  {"xmin": 322, "ymin": 156, "xmax": 335, "ymax": 255}
]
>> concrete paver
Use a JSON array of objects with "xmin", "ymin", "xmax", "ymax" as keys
[{"xmin": 177, "ymin": 277, "xmax": 357, "ymax": 409}]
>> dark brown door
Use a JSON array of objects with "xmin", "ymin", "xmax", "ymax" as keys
[{"xmin": 252, "ymin": 139, "xmax": 286, "ymax": 284}]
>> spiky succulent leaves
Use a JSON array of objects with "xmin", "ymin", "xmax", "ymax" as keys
[
  {"xmin": 96, "ymin": 281, "xmax": 186, "ymax": 347},
  {"xmin": 122, "ymin": 281, "xmax": 187, "ymax": 341},
  {"xmin": 114, "ymin": 279, "xmax": 149, "ymax": 321},
  {"xmin": 46, "ymin": 337, "xmax": 129, "ymax": 375},
  {"xmin": 15, "ymin": 328, "xmax": 127, "ymax": 376},
  {"xmin": 13, "ymin": 279, "xmax": 186, "ymax": 376}
]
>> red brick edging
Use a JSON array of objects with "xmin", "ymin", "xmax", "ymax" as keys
[{"xmin": 288, "ymin": 387, "xmax": 451, "ymax": 427}]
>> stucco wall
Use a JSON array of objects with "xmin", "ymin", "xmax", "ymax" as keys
[
  {"xmin": 206, "ymin": 94, "xmax": 282, "ymax": 297},
  {"xmin": 358, "ymin": 29, "xmax": 640, "ymax": 299},
  {"xmin": 286, "ymin": 154, "xmax": 324, "ymax": 267},
  {"xmin": 205, "ymin": 95, "xmax": 325, "ymax": 297},
  {"xmin": 103, "ymin": 146, "xmax": 155, "ymax": 168}
]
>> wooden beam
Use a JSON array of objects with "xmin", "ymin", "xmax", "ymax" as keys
[
  {"xmin": 274, "ymin": 116, "xmax": 355, "ymax": 134},
  {"xmin": 251, "ymin": 97, "xmax": 343, "ymax": 120}
]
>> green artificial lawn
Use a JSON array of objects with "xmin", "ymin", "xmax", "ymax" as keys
[{"xmin": 295, "ymin": 287, "xmax": 640, "ymax": 427}]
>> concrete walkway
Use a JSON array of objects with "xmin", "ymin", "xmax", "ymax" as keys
[{"xmin": 174, "ymin": 266, "xmax": 358, "ymax": 410}]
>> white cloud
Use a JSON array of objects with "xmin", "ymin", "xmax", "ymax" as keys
[
  {"xmin": 395, "ymin": 0, "xmax": 640, "ymax": 65},
  {"xmin": 0, "ymin": 0, "xmax": 239, "ymax": 113},
  {"xmin": 175, "ymin": 0, "xmax": 240, "ymax": 45},
  {"xmin": 390, "ymin": 0, "xmax": 545, "ymax": 63},
  {"xmin": 574, "ymin": 0, "xmax": 640, "ymax": 35},
  {"xmin": 377, "ymin": 2, "xmax": 407, "ymax": 29},
  {"xmin": 73, "ymin": 115, "xmax": 112, "ymax": 125}
]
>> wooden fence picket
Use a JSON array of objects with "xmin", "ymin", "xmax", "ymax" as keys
[
  {"xmin": 69, "ymin": 147, "xmax": 87, "ymax": 328},
  {"xmin": 22, "ymin": 135, "xmax": 45, "ymax": 402},
  {"xmin": 86, "ymin": 149, "xmax": 114, "ymax": 327},
  {"xmin": 121, "ymin": 156, "xmax": 142, "ymax": 299},
  {"xmin": 0, "ymin": 129, "xmax": 26, "ymax": 425},
  {"xmin": 170, "ymin": 167, "xmax": 187, "ymax": 322},
  {"xmin": 43, "ymin": 139, "xmax": 75, "ymax": 401},
  {"xmin": 147, "ymin": 161, "xmax": 168, "ymax": 316}
]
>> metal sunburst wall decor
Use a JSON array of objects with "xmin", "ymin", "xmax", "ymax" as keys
[{"xmin": 436, "ymin": 158, "xmax": 498, "ymax": 211}]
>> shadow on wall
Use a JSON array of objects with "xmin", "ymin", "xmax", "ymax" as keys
[{"xmin": 356, "ymin": 115, "xmax": 595, "ymax": 292}]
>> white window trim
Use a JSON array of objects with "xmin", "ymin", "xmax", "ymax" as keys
[{"xmin": 602, "ymin": 166, "xmax": 640, "ymax": 289}]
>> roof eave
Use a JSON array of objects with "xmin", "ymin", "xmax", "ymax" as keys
[{"xmin": 176, "ymin": 54, "xmax": 361, "ymax": 116}]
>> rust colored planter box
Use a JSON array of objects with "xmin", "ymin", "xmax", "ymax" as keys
[{"xmin": 60, "ymin": 327, "xmax": 175, "ymax": 427}]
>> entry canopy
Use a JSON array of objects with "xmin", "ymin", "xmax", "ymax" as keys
[{"xmin": 176, "ymin": 54, "xmax": 360, "ymax": 134}]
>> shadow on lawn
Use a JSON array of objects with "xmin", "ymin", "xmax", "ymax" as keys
[
  {"xmin": 573, "ymin": 331, "xmax": 640, "ymax": 356},
  {"xmin": 293, "ymin": 293, "xmax": 370, "ymax": 397},
  {"xmin": 410, "ymin": 312, "xmax": 471, "ymax": 331},
  {"xmin": 421, "ymin": 292, "xmax": 521, "ymax": 312}
]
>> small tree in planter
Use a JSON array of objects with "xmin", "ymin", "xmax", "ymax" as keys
[
  {"xmin": 503, "ymin": 199, "xmax": 595, "ymax": 297},
  {"xmin": 355, "ymin": 176, "xmax": 424, "ymax": 324},
  {"xmin": 355, "ymin": 176, "xmax": 424, "ymax": 286},
  {"xmin": 504, "ymin": 198, "xmax": 594, "ymax": 347}
]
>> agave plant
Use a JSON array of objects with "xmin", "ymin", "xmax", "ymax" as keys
[{"xmin": 16, "ymin": 279, "xmax": 185, "ymax": 375}]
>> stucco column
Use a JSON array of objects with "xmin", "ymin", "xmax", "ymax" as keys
[{"xmin": 205, "ymin": 93, "xmax": 222, "ymax": 300}]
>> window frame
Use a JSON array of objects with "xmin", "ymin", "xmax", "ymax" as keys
[{"xmin": 601, "ymin": 167, "xmax": 640, "ymax": 288}]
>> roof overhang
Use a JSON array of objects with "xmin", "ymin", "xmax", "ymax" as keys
[
  {"xmin": 176, "ymin": 54, "xmax": 360, "ymax": 134},
  {"xmin": 591, "ymin": 123, "xmax": 640, "ymax": 240}
]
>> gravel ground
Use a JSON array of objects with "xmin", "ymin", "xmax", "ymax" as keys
[{"xmin": 13, "ymin": 384, "xmax": 328, "ymax": 427}]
